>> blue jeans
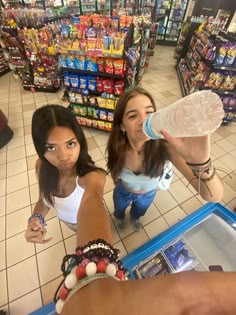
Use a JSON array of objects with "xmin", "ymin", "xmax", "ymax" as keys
[{"xmin": 113, "ymin": 180, "xmax": 157, "ymax": 220}]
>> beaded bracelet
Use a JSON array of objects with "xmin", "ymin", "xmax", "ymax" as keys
[
  {"xmin": 54, "ymin": 239, "xmax": 128, "ymax": 314},
  {"xmin": 28, "ymin": 213, "xmax": 46, "ymax": 226}
]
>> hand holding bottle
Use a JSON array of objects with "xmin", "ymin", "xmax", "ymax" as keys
[{"xmin": 161, "ymin": 129, "xmax": 210, "ymax": 164}]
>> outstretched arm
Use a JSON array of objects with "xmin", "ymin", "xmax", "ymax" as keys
[
  {"xmin": 163, "ymin": 131, "xmax": 223, "ymax": 202},
  {"xmin": 77, "ymin": 170, "xmax": 112, "ymax": 246}
]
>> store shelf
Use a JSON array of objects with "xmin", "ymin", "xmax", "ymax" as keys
[
  {"xmin": 23, "ymin": 84, "xmax": 60, "ymax": 93},
  {"xmin": 70, "ymin": 102, "xmax": 114, "ymax": 111},
  {"xmin": 0, "ymin": 68, "xmax": 11, "ymax": 77},
  {"xmin": 74, "ymin": 113, "xmax": 113, "ymax": 123},
  {"xmin": 176, "ymin": 64, "xmax": 188, "ymax": 96},
  {"xmin": 60, "ymin": 67, "xmax": 124, "ymax": 79}
]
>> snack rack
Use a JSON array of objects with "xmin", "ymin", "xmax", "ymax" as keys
[
  {"xmin": 61, "ymin": 15, "xmax": 156, "ymax": 132},
  {"xmin": 176, "ymin": 19, "xmax": 236, "ymax": 125}
]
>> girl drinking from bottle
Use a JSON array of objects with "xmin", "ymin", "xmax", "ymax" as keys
[{"xmin": 106, "ymin": 87, "xmax": 223, "ymax": 231}]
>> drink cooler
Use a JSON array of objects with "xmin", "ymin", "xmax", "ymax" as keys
[{"xmin": 30, "ymin": 202, "xmax": 236, "ymax": 314}]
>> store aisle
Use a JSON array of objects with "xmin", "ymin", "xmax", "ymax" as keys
[{"xmin": 0, "ymin": 46, "xmax": 236, "ymax": 315}]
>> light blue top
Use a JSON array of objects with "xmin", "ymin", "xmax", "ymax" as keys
[{"xmin": 119, "ymin": 160, "xmax": 173, "ymax": 192}]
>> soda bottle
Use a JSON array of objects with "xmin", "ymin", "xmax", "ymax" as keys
[{"xmin": 143, "ymin": 90, "xmax": 224, "ymax": 139}]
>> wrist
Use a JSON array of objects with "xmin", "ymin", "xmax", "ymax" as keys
[{"xmin": 28, "ymin": 213, "xmax": 46, "ymax": 226}]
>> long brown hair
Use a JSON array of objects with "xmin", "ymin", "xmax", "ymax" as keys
[{"xmin": 106, "ymin": 87, "xmax": 168, "ymax": 182}]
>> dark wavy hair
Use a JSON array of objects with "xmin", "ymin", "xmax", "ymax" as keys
[
  {"xmin": 106, "ymin": 87, "xmax": 168, "ymax": 182},
  {"xmin": 32, "ymin": 104, "xmax": 104, "ymax": 205}
]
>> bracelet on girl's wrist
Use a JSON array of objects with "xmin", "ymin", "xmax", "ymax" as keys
[{"xmin": 28, "ymin": 213, "xmax": 46, "ymax": 226}]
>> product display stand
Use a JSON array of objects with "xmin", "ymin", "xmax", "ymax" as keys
[
  {"xmin": 59, "ymin": 14, "xmax": 155, "ymax": 132},
  {"xmin": 176, "ymin": 19, "xmax": 236, "ymax": 125}
]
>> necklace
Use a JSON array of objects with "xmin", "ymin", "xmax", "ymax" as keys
[{"xmin": 128, "ymin": 143, "xmax": 145, "ymax": 154}]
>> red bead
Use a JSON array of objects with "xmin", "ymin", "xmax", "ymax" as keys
[
  {"xmin": 116, "ymin": 270, "xmax": 125, "ymax": 280},
  {"xmin": 59, "ymin": 286, "xmax": 70, "ymax": 301},
  {"xmin": 97, "ymin": 259, "xmax": 107, "ymax": 273},
  {"xmin": 76, "ymin": 265, "xmax": 86, "ymax": 279}
]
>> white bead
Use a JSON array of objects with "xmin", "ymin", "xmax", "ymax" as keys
[
  {"xmin": 70, "ymin": 266, "xmax": 77, "ymax": 274},
  {"xmin": 83, "ymin": 247, "xmax": 90, "ymax": 253},
  {"xmin": 98, "ymin": 243, "xmax": 105, "ymax": 248},
  {"xmin": 85, "ymin": 262, "xmax": 97, "ymax": 276},
  {"xmin": 106, "ymin": 263, "xmax": 117, "ymax": 277},
  {"xmin": 65, "ymin": 273, "xmax": 77, "ymax": 289},
  {"xmin": 56, "ymin": 299, "xmax": 65, "ymax": 314},
  {"xmin": 91, "ymin": 244, "xmax": 98, "ymax": 249}
]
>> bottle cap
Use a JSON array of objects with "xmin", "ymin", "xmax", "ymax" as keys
[{"xmin": 143, "ymin": 113, "xmax": 161, "ymax": 140}]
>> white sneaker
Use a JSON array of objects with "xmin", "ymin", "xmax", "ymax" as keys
[{"xmin": 130, "ymin": 216, "xmax": 142, "ymax": 232}]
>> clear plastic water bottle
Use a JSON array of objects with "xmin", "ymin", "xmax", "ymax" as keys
[{"xmin": 143, "ymin": 90, "xmax": 225, "ymax": 139}]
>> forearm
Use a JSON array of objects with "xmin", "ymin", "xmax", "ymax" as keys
[
  {"xmin": 62, "ymin": 272, "xmax": 236, "ymax": 315},
  {"xmin": 77, "ymin": 195, "xmax": 112, "ymax": 246},
  {"xmin": 32, "ymin": 199, "xmax": 50, "ymax": 218},
  {"xmin": 172, "ymin": 154, "xmax": 223, "ymax": 202}
]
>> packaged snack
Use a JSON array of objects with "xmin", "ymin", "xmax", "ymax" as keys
[
  {"xmin": 82, "ymin": 95, "xmax": 88, "ymax": 103},
  {"xmin": 99, "ymin": 109, "xmax": 107, "ymax": 121},
  {"xmin": 93, "ymin": 108, "xmax": 100, "ymax": 119},
  {"xmin": 97, "ymin": 120, "xmax": 105, "ymax": 130},
  {"xmin": 104, "ymin": 59, "xmax": 113, "ymax": 74},
  {"xmin": 97, "ymin": 97, "xmax": 106, "ymax": 108},
  {"xmin": 68, "ymin": 91, "xmax": 76, "ymax": 103},
  {"xmin": 97, "ymin": 58, "xmax": 105, "ymax": 72},
  {"xmin": 75, "ymin": 93, "xmax": 83, "ymax": 104},
  {"xmin": 86, "ymin": 27, "xmax": 97, "ymax": 38},
  {"xmin": 75, "ymin": 56, "xmax": 86, "ymax": 70},
  {"xmin": 88, "ymin": 96, "xmax": 98, "ymax": 106},
  {"xmin": 113, "ymin": 59, "xmax": 124, "ymax": 76},
  {"xmin": 63, "ymin": 72, "xmax": 70, "ymax": 87},
  {"xmin": 70, "ymin": 74, "xmax": 79, "ymax": 88},
  {"xmin": 92, "ymin": 120, "xmax": 98, "ymax": 128},
  {"xmin": 78, "ymin": 106, "xmax": 87, "ymax": 116},
  {"xmin": 79, "ymin": 76, "xmax": 87, "ymax": 89},
  {"xmin": 87, "ymin": 76, "xmax": 96, "ymax": 91},
  {"xmin": 107, "ymin": 111, "xmax": 114, "ymax": 122},
  {"xmin": 204, "ymin": 71, "xmax": 224, "ymax": 89},
  {"xmin": 104, "ymin": 122, "xmax": 112, "ymax": 132},
  {"xmin": 164, "ymin": 240, "xmax": 185, "ymax": 259},
  {"xmin": 96, "ymin": 77, "xmax": 104, "ymax": 92},
  {"xmin": 67, "ymin": 57, "xmax": 75, "ymax": 69},
  {"xmin": 215, "ymin": 44, "xmax": 227, "ymax": 65},
  {"xmin": 87, "ymin": 107, "xmax": 94, "ymax": 117},
  {"xmin": 103, "ymin": 79, "xmax": 114, "ymax": 93},
  {"xmin": 106, "ymin": 99, "xmax": 115, "ymax": 109},
  {"xmin": 86, "ymin": 57, "xmax": 98, "ymax": 72},
  {"xmin": 58, "ymin": 55, "xmax": 67, "ymax": 68},
  {"xmin": 223, "ymin": 44, "xmax": 236, "ymax": 66},
  {"xmin": 114, "ymin": 80, "xmax": 124, "ymax": 95},
  {"xmin": 220, "ymin": 73, "xmax": 236, "ymax": 91}
]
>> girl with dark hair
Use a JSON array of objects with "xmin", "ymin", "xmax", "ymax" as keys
[
  {"xmin": 25, "ymin": 105, "xmax": 108, "ymax": 243},
  {"xmin": 107, "ymin": 87, "xmax": 224, "ymax": 231}
]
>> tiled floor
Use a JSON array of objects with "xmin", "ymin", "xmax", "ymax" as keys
[{"xmin": 0, "ymin": 45, "xmax": 236, "ymax": 314}]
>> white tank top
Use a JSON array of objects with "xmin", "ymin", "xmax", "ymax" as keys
[{"xmin": 43, "ymin": 176, "xmax": 85, "ymax": 224}]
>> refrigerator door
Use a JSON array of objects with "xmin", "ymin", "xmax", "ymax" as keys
[
  {"xmin": 156, "ymin": 0, "xmax": 171, "ymax": 40},
  {"xmin": 97, "ymin": 0, "xmax": 111, "ymax": 15},
  {"xmin": 80, "ymin": 0, "xmax": 96, "ymax": 14},
  {"xmin": 165, "ymin": 0, "xmax": 188, "ymax": 42}
]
